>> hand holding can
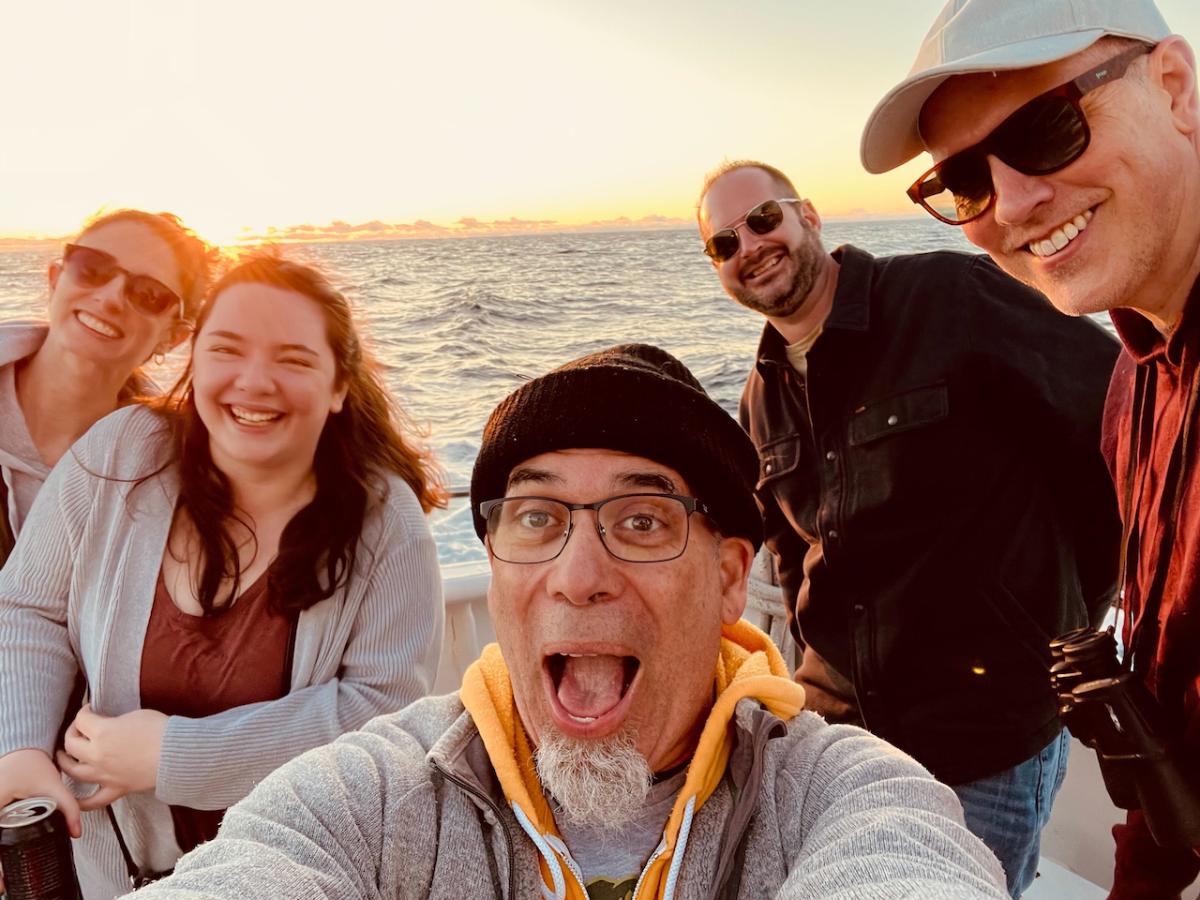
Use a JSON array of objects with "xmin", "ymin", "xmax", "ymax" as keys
[
  {"xmin": 0, "ymin": 750, "xmax": 80, "ymax": 837},
  {"xmin": 0, "ymin": 797, "xmax": 82, "ymax": 900}
]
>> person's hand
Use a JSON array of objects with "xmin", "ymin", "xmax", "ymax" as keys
[
  {"xmin": 56, "ymin": 704, "xmax": 167, "ymax": 811},
  {"xmin": 0, "ymin": 748, "xmax": 81, "ymax": 836}
]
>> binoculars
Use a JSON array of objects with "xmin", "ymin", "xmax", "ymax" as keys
[{"xmin": 1050, "ymin": 627, "xmax": 1200, "ymax": 849}]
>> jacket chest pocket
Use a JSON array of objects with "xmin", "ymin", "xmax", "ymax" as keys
[
  {"xmin": 755, "ymin": 434, "xmax": 803, "ymax": 490},
  {"xmin": 848, "ymin": 382, "xmax": 950, "ymax": 447}
]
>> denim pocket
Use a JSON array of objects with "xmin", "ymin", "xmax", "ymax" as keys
[{"xmin": 754, "ymin": 434, "xmax": 803, "ymax": 490}]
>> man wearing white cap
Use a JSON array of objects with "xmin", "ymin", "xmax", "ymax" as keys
[{"xmin": 862, "ymin": 1, "xmax": 1200, "ymax": 897}]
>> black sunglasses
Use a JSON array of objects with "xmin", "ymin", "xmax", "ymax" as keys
[
  {"xmin": 703, "ymin": 198, "xmax": 804, "ymax": 264},
  {"xmin": 61, "ymin": 244, "xmax": 185, "ymax": 319},
  {"xmin": 908, "ymin": 43, "xmax": 1153, "ymax": 225}
]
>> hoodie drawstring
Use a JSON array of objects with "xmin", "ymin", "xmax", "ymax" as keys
[
  {"xmin": 512, "ymin": 801, "xmax": 569, "ymax": 900},
  {"xmin": 661, "ymin": 795, "xmax": 697, "ymax": 900},
  {"xmin": 513, "ymin": 793, "xmax": 696, "ymax": 900},
  {"xmin": 543, "ymin": 833, "xmax": 587, "ymax": 894}
]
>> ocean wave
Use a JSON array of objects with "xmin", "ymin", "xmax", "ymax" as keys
[{"xmin": 0, "ymin": 220, "xmax": 983, "ymax": 564}]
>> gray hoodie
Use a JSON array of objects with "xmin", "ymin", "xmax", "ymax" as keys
[{"xmin": 126, "ymin": 693, "xmax": 1007, "ymax": 899}]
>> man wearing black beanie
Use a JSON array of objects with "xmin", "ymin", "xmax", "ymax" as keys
[
  {"xmin": 128, "ymin": 342, "xmax": 1009, "ymax": 899},
  {"xmin": 469, "ymin": 343, "xmax": 763, "ymax": 549}
]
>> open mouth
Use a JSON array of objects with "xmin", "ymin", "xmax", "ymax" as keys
[
  {"xmin": 744, "ymin": 252, "xmax": 784, "ymax": 282},
  {"xmin": 1026, "ymin": 209, "xmax": 1094, "ymax": 259},
  {"xmin": 75, "ymin": 310, "xmax": 123, "ymax": 339},
  {"xmin": 545, "ymin": 652, "xmax": 641, "ymax": 726},
  {"xmin": 228, "ymin": 405, "xmax": 284, "ymax": 427}
]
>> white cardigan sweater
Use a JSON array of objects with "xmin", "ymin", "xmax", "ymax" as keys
[{"xmin": 0, "ymin": 404, "xmax": 444, "ymax": 899}]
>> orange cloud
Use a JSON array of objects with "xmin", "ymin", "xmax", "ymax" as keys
[{"xmin": 234, "ymin": 213, "xmax": 691, "ymax": 245}]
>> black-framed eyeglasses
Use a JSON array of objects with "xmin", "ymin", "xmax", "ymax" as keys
[
  {"xmin": 703, "ymin": 198, "xmax": 804, "ymax": 264},
  {"xmin": 908, "ymin": 43, "xmax": 1154, "ymax": 225},
  {"xmin": 480, "ymin": 492, "xmax": 709, "ymax": 564},
  {"xmin": 62, "ymin": 243, "xmax": 186, "ymax": 320}
]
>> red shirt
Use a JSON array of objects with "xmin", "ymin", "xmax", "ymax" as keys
[
  {"xmin": 1102, "ymin": 283, "xmax": 1200, "ymax": 897},
  {"xmin": 140, "ymin": 569, "xmax": 293, "ymax": 853}
]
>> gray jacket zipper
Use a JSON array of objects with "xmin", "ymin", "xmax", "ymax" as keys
[{"xmin": 430, "ymin": 759, "xmax": 518, "ymax": 900}]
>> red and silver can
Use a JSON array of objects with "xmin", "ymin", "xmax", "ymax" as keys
[{"xmin": 0, "ymin": 798, "xmax": 81, "ymax": 900}]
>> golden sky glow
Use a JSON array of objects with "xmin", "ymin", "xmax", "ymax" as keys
[{"xmin": 3, "ymin": 0, "xmax": 1199, "ymax": 243}]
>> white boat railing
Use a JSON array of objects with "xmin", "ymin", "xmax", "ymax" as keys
[
  {"xmin": 433, "ymin": 559, "xmax": 494, "ymax": 695},
  {"xmin": 433, "ymin": 548, "xmax": 799, "ymax": 694}
]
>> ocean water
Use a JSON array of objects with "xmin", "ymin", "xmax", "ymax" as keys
[{"xmin": 0, "ymin": 220, "xmax": 979, "ymax": 564}]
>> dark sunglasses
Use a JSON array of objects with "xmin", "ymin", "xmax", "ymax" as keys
[
  {"xmin": 703, "ymin": 198, "xmax": 804, "ymax": 264},
  {"xmin": 61, "ymin": 243, "xmax": 185, "ymax": 319},
  {"xmin": 908, "ymin": 43, "xmax": 1153, "ymax": 226}
]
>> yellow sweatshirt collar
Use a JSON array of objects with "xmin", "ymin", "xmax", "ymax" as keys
[{"xmin": 460, "ymin": 620, "xmax": 805, "ymax": 900}]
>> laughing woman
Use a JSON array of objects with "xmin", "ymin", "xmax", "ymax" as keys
[
  {"xmin": 0, "ymin": 210, "xmax": 211, "ymax": 565},
  {"xmin": 0, "ymin": 253, "xmax": 445, "ymax": 898}
]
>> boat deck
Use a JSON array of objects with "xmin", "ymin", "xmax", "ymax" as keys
[{"xmin": 1027, "ymin": 858, "xmax": 1106, "ymax": 899}]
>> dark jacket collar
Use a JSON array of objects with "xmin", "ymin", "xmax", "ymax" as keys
[{"xmin": 754, "ymin": 244, "xmax": 875, "ymax": 371}]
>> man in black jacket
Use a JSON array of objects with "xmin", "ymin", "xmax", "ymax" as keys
[{"xmin": 697, "ymin": 160, "xmax": 1121, "ymax": 898}]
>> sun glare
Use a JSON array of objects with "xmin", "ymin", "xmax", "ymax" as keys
[
  {"xmin": 1, "ymin": 0, "xmax": 1197, "ymax": 241},
  {"xmin": 183, "ymin": 217, "xmax": 255, "ymax": 251}
]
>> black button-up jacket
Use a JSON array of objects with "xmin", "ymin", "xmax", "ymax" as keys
[{"xmin": 740, "ymin": 245, "xmax": 1122, "ymax": 784}]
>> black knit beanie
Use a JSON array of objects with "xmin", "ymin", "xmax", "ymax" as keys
[{"xmin": 470, "ymin": 344, "xmax": 762, "ymax": 550}]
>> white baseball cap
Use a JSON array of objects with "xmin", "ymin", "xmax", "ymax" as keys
[{"xmin": 860, "ymin": 0, "xmax": 1171, "ymax": 174}]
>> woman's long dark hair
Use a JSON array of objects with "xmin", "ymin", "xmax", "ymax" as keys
[{"xmin": 157, "ymin": 251, "xmax": 445, "ymax": 616}]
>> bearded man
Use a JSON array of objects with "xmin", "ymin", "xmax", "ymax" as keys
[
  {"xmin": 698, "ymin": 162, "xmax": 1121, "ymax": 897},
  {"xmin": 126, "ymin": 344, "xmax": 1006, "ymax": 899}
]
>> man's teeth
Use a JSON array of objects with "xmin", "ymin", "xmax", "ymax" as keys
[
  {"xmin": 230, "ymin": 406, "xmax": 282, "ymax": 424},
  {"xmin": 1029, "ymin": 211, "xmax": 1093, "ymax": 259},
  {"xmin": 746, "ymin": 255, "xmax": 782, "ymax": 279},
  {"xmin": 77, "ymin": 311, "xmax": 120, "ymax": 338}
]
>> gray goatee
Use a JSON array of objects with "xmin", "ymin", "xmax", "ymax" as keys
[{"xmin": 535, "ymin": 729, "xmax": 653, "ymax": 830}]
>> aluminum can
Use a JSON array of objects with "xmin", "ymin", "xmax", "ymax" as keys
[{"xmin": 0, "ymin": 797, "xmax": 81, "ymax": 900}]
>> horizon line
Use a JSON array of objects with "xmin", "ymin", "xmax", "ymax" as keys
[{"xmin": 0, "ymin": 209, "xmax": 926, "ymax": 250}]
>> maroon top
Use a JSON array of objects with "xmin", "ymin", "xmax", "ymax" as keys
[
  {"xmin": 1102, "ymin": 278, "xmax": 1200, "ymax": 898},
  {"xmin": 140, "ymin": 569, "xmax": 292, "ymax": 854}
]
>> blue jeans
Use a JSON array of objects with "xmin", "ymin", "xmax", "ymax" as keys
[{"xmin": 952, "ymin": 730, "xmax": 1070, "ymax": 899}]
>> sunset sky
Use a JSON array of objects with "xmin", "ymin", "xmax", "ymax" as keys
[{"xmin": 4, "ymin": 0, "xmax": 1200, "ymax": 244}]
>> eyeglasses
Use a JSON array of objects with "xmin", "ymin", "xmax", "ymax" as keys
[
  {"xmin": 703, "ymin": 198, "xmax": 804, "ymax": 264},
  {"xmin": 908, "ymin": 43, "xmax": 1153, "ymax": 225},
  {"xmin": 61, "ymin": 244, "xmax": 185, "ymax": 320},
  {"xmin": 480, "ymin": 492, "xmax": 709, "ymax": 564}
]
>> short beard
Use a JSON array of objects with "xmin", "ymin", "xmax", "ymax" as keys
[
  {"xmin": 535, "ymin": 729, "xmax": 653, "ymax": 831},
  {"xmin": 733, "ymin": 226, "xmax": 823, "ymax": 319}
]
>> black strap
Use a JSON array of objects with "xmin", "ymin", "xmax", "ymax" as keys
[
  {"xmin": 106, "ymin": 805, "xmax": 142, "ymax": 886},
  {"xmin": 1115, "ymin": 360, "xmax": 1200, "ymax": 673},
  {"xmin": 281, "ymin": 609, "xmax": 299, "ymax": 696},
  {"xmin": 106, "ymin": 805, "xmax": 173, "ymax": 888},
  {"xmin": 0, "ymin": 474, "xmax": 15, "ymax": 568},
  {"xmin": 1108, "ymin": 365, "xmax": 1151, "ymax": 668}
]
